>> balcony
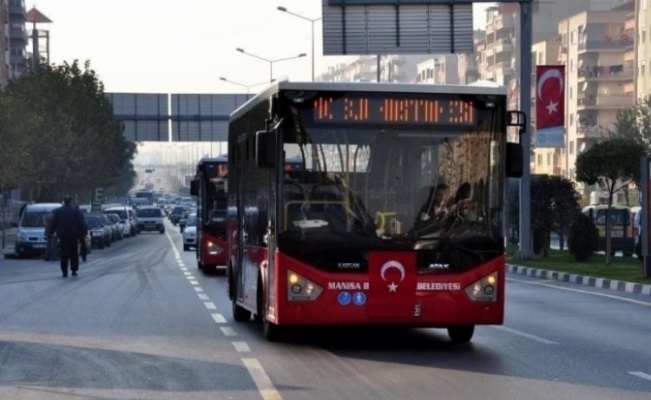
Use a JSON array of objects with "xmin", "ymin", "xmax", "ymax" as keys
[
  {"xmin": 578, "ymin": 38, "xmax": 633, "ymax": 53},
  {"xmin": 575, "ymin": 125, "xmax": 600, "ymax": 138},
  {"xmin": 495, "ymin": 61, "xmax": 513, "ymax": 74},
  {"xmin": 494, "ymin": 14, "xmax": 515, "ymax": 31},
  {"xmin": 576, "ymin": 94, "xmax": 634, "ymax": 110},
  {"xmin": 495, "ymin": 38, "xmax": 514, "ymax": 54},
  {"xmin": 625, "ymin": 12, "xmax": 635, "ymax": 31},
  {"xmin": 577, "ymin": 65, "xmax": 634, "ymax": 82}
]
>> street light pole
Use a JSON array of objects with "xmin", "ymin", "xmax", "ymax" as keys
[
  {"xmin": 219, "ymin": 77, "xmax": 275, "ymax": 95},
  {"xmin": 277, "ymin": 6, "xmax": 322, "ymax": 81},
  {"xmin": 236, "ymin": 48, "xmax": 306, "ymax": 82}
]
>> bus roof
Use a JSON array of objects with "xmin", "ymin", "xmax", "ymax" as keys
[{"xmin": 230, "ymin": 79, "xmax": 508, "ymax": 121}]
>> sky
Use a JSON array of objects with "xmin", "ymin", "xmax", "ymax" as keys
[{"xmin": 31, "ymin": 0, "xmax": 494, "ymax": 94}]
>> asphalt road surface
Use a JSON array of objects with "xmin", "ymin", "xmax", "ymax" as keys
[{"xmin": 1, "ymin": 220, "xmax": 650, "ymax": 400}]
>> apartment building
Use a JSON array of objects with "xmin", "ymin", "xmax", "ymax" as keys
[
  {"xmin": 7, "ymin": 0, "xmax": 26, "ymax": 78},
  {"xmin": 415, "ymin": 55, "xmax": 460, "ymax": 85},
  {"xmin": 558, "ymin": 6, "xmax": 634, "ymax": 187},
  {"xmin": 635, "ymin": 0, "xmax": 651, "ymax": 97},
  {"xmin": 1, "ymin": 0, "xmax": 8, "ymax": 87}
]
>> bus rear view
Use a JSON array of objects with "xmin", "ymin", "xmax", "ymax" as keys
[{"xmin": 227, "ymin": 81, "xmax": 523, "ymax": 342}]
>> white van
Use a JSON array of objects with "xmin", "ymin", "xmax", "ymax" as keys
[{"xmin": 13, "ymin": 203, "xmax": 61, "ymax": 258}]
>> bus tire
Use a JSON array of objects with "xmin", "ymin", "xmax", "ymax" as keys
[
  {"xmin": 448, "ymin": 325, "xmax": 474, "ymax": 343},
  {"xmin": 255, "ymin": 273, "xmax": 263, "ymax": 322},
  {"xmin": 263, "ymin": 319, "xmax": 285, "ymax": 342}
]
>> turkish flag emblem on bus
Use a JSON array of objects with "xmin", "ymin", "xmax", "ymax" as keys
[{"xmin": 535, "ymin": 65, "xmax": 565, "ymax": 130}]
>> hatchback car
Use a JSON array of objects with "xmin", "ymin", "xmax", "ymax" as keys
[{"xmin": 182, "ymin": 213, "xmax": 197, "ymax": 251}]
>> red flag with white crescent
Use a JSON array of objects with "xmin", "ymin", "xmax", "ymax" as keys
[{"xmin": 535, "ymin": 65, "xmax": 565, "ymax": 130}]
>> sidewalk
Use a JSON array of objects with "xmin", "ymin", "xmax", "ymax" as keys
[
  {"xmin": 0, "ymin": 227, "xmax": 17, "ymax": 252},
  {"xmin": 507, "ymin": 263, "xmax": 651, "ymax": 296}
]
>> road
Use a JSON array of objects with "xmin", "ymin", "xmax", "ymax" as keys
[{"xmin": 1, "ymin": 220, "xmax": 650, "ymax": 400}]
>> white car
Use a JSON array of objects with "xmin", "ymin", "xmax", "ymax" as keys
[{"xmin": 182, "ymin": 213, "xmax": 197, "ymax": 251}]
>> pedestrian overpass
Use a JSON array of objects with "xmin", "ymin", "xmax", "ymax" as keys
[{"xmin": 106, "ymin": 92, "xmax": 252, "ymax": 142}]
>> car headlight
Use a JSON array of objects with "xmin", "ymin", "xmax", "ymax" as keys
[
  {"xmin": 287, "ymin": 270, "xmax": 323, "ymax": 301},
  {"xmin": 465, "ymin": 272, "xmax": 498, "ymax": 302},
  {"xmin": 18, "ymin": 231, "xmax": 27, "ymax": 241}
]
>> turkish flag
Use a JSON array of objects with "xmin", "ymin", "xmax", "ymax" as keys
[{"xmin": 535, "ymin": 65, "xmax": 565, "ymax": 130}]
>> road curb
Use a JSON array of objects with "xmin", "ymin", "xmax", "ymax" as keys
[{"xmin": 507, "ymin": 264, "xmax": 651, "ymax": 296}]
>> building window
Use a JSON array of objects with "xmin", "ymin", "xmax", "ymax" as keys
[
  {"xmin": 537, "ymin": 154, "xmax": 543, "ymax": 166},
  {"xmin": 644, "ymin": 28, "xmax": 647, "ymax": 44},
  {"xmin": 571, "ymin": 31, "xmax": 575, "ymax": 45},
  {"xmin": 546, "ymin": 153, "xmax": 551, "ymax": 166},
  {"xmin": 570, "ymin": 141, "xmax": 575, "ymax": 155}
]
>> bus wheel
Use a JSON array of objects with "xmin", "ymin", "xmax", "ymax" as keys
[
  {"xmin": 254, "ymin": 274, "xmax": 263, "ymax": 322},
  {"xmin": 197, "ymin": 261, "xmax": 203, "ymax": 270},
  {"xmin": 448, "ymin": 325, "xmax": 474, "ymax": 343},
  {"xmin": 263, "ymin": 319, "xmax": 285, "ymax": 342},
  {"xmin": 232, "ymin": 299, "xmax": 252, "ymax": 322}
]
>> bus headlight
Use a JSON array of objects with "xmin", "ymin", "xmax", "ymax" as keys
[
  {"xmin": 465, "ymin": 272, "xmax": 498, "ymax": 302},
  {"xmin": 207, "ymin": 241, "xmax": 223, "ymax": 255},
  {"xmin": 287, "ymin": 270, "xmax": 322, "ymax": 301}
]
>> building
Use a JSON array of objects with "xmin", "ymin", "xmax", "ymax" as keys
[
  {"xmin": 1, "ymin": 0, "xmax": 8, "ymax": 87},
  {"xmin": 635, "ymin": 0, "xmax": 651, "ymax": 97},
  {"xmin": 317, "ymin": 55, "xmax": 431, "ymax": 83},
  {"xmin": 7, "ymin": 0, "xmax": 26, "ymax": 79},
  {"xmin": 557, "ymin": 5, "xmax": 634, "ymax": 188},
  {"xmin": 415, "ymin": 55, "xmax": 460, "ymax": 85}
]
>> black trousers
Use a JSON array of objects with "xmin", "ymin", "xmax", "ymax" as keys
[{"xmin": 59, "ymin": 235, "xmax": 79, "ymax": 273}]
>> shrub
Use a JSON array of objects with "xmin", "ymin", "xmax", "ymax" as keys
[{"xmin": 568, "ymin": 213, "xmax": 599, "ymax": 262}]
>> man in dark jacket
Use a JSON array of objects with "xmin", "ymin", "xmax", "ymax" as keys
[{"xmin": 50, "ymin": 196, "xmax": 85, "ymax": 277}]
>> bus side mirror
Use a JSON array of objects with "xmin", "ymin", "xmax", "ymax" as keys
[
  {"xmin": 256, "ymin": 130, "xmax": 276, "ymax": 168},
  {"xmin": 506, "ymin": 110, "xmax": 526, "ymax": 178},
  {"xmin": 190, "ymin": 179, "xmax": 198, "ymax": 196},
  {"xmin": 506, "ymin": 143, "xmax": 523, "ymax": 178}
]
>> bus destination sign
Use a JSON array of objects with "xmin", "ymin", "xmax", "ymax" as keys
[{"xmin": 312, "ymin": 95, "xmax": 477, "ymax": 126}]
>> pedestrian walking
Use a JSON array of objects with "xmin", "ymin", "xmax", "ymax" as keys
[
  {"xmin": 76, "ymin": 206, "xmax": 88, "ymax": 262},
  {"xmin": 44, "ymin": 211, "xmax": 59, "ymax": 261},
  {"xmin": 49, "ymin": 196, "xmax": 85, "ymax": 277}
]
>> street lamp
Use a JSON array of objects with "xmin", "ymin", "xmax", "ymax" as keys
[
  {"xmin": 219, "ymin": 76, "xmax": 275, "ymax": 95},
  {"xmin": 277, "ymin": 6, "xmax": 322, "ymax": 82},
  {"xmin": 236, "ymin": 47, "xmax": 306, "ymax": 82}
]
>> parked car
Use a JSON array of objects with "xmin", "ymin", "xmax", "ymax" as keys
[
  {"xmin": 103, "ymin": 206, "xmax": 137, "ymax": 237},
  {"xmin": 84, "ymin": 214, "xmax": 112, "ymax": 249},
  {"xmin": 182, "ymin": 213, "xmax": 197, "ymax": 251},
  {"xmin": 11, "ymin": 203, "xmax": 60, "ymax": 258}
]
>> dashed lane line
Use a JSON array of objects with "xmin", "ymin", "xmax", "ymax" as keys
[
  {"xmin": 197, "ymin": 293, "xmax": 210, "ymax": 301},
  {"xmin": 204, "ymin": 302, "xmax": 217, "ymax": 310},
  {"xmin": 242, "ymin": 358, "xmax": 283, "ymax": 400},
  {"xmin": 233, "ymin": 342, "xmax": 251, "ymax": 352},
  {"xmin": 492, "ymin": 325, "xmax": 559, "ymax": 345},
  {"xmin": 189, "ymin": 280, "xmax": 199, "ymax": 285},
  {"xmin": 629, "ymin": 371, "xmax": 651, "ymax": 382},
  {"xmin": 221, "ymin": 327, "xmax": 238, "ymax": 336},
  {"xmin": 194, "ymin": 287, "xmax": 204, "ymax": 293},
  {"xmin": 211, "ymin": 313, "xmax": 227, "ymax": 323}
]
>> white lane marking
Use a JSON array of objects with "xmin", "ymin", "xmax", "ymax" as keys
[
  {"xmin": 221, "ymin": 327, "xmax": 238, "ymax": 336},
  {"xmin": 493, "ymin": 326, "xmax": 559, "ymax": 345},
  {"xmin": 180, "ymin": 267, "xmax": 188, "ymax": 272},
  {"xmin": 189, "ymin": 280, "xmax": 199, "ymax": 285},
  {"xmin": 184, "ymin": 272, "xmax": 192, "ymax": 276},
  {"xmin": 194, "ymin": 287, "xmax": 204, "ymax": 293},
  {"xmin": 178, "ymin": 263, "xmax": 186, "ymax": 268},
  {"xmin": 242, "ymin": 358, "xmax": 283, "ymax": 400},
  {"xmin": 197, "ymin": 293, "xmax": 210, "ymax": 301},
  {"xmin": 233, "ymin": 341, "xmax": 250, "ymax": 352},
  {"xmin": 629, "ymin": 371, "xmax": 651, "ymax": 382},
  {"xmin": 204, "ymin": 302, "xmax": 217, "ymax": 310},
  {"xmin": 186, "ymin": 275, "xmax": 195, "ymax": 280},
  {"xmin": 211, "ymin": 313, "xmax": 226, "ymax": 323},
  {"xmin": 508, "ymin": 278, "xmax": 651, "ymax": 307}
]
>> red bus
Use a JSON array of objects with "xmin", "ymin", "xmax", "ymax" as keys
[
  {"xmin": 190, "ymin": 155, "xmax": 229, "ymax": 274},
  {"xmin": 226, "ymin": 81, "xmax": 524, "ymax": 342}
]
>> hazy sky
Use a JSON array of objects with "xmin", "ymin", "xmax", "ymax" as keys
[{"xmin": 31, "ymin": 0, "xmax": 493, "ymax": 94}]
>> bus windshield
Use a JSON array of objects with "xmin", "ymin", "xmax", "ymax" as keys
[{"xmin": 278, "ymin": 107, "xmax": 504, "ymax": 252}]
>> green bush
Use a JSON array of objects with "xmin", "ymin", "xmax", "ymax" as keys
[{"xmin": 568, "ymin": 213, "xmax": 599, "ymax": 262}]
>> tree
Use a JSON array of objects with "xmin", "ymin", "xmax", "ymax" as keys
[
  {"xmin": 0, "ymin": 60, "xmax": 136, "ymax": 201},
  {"xmin": 603, "ymin": 95, "xmax": 651, "ymax": 149},
  {"xmin": 575, "ymin": 137, "xmax": 648, "ymax": 264}
]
